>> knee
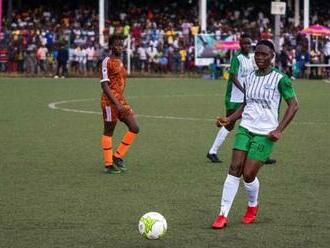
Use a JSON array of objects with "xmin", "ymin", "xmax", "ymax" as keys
[
  {"xmin": 130, "ymin": 125, "xmax": 140, "ymax": 134},
  {"xmin": 228, "ymin": 161, "xmax": 243, "ymax": 177},
  {"xmin": 243, "ymin": 172, "xmax": 255, "ymax": 183},
  {"xmin": 103, "ymin": 124, "xmax": 114, "ymax": 136}
]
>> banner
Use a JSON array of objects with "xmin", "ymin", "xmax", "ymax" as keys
[{"xmin": 194, "ymin": 34, "xmax": 239, "ymax": 66}]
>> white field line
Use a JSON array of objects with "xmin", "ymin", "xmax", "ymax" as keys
[
  {"xmin": 48, "ymin": 98, "xmax": 328, "ymax": 125},
  {"xmin": 323, "ymin": 80, "xmax": 330, "ymax": 84}
]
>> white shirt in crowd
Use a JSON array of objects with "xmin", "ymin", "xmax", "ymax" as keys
[
  {"xmin": 86, "ymin": 46, "xmax": 95, "ymax": 61},
  {"xmin": 137, "ymin": 47, "xmax": 147, "ymax": 60},
  {"xmin": 323, "ymin": 40, "xmax": 330, "ymax": 57},
  {"xmin": 147, "ymin": 46, "xmax": 158, "ymax": 62},
  {"xmin": 37, "ymin": 47, "xmax": 48, "ymax": 60}
]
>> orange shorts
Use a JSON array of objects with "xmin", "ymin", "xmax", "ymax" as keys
[{"xmin": 101, "ymin": 96, "xmax": 134, "ymax": 122}]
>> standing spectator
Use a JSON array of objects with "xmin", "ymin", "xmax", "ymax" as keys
[
  {"xmin": 323, "ymin": 38, "xmax": 330, "ymax": 64},
  {"xmin": 123, "ymin": 23, "xmax": 130, "ymax": 37},
  {"xmin": 45, "ymin": 29, "xmax": 55, "ymax": 51},
  {"xmin": 137, "ymin": 44, "xmax": 147, "ymax": 73},
  {"xmin": 159, "ymin": 48, "xmax": 168, "ymax": 73},
  {"xmin": 191, "ymin": 22, "xmax": 199, "ymax": 37},
  {"xmin": 8, "ymin": 44, "xmax": 18, "ymax": 73},
  {"xmin": 179, "ymin": 47, "xmax": 187, "ymax": 74},
  {"xmin": 173, "ymin": 49, "xmax": 181, "ymax": 73},
  {"xmin": 310, "ymin": 48, "xmax": 321, "ymax": 79},
  {"xmin": 46, "ymin": 50, "xmax": 56, "ymax": 75},
  {"xmin": 0, "ymin": 43, "xmax": 9, "ymax": 72},
  {"xmin": 181, "ymin": 20, "xmax": 191, "ymax": 46},
  {"xmin": 70, "ymin": 44, "xmax": 79, "ymax": 75},
  {"xmin": 279, "ymin": 45, "xmax": 290, "ymax": 75},
  {"xmin": 86, "ymin": 44, "xmax": 96, "ymax": 76},
  {"xmin": 323, "ymin": 38, "xmax": 330, "ymax": 77},
  {"xmin": 24, "ymin": 49, "xmax": 37, "ymax": 75},
  {"xmin": 147, "ymin": 45, "xmax": 158, "ymax": 73},
  {"xmin": 55, "ymin": 43, "xmax": 69, "ymax": 78},
  {"xmin": 78, "ymin": 45, "xmax": 87, "ymax": 76},
  {"xmin": 167, "ymin": 45, "xmax": 175, "ymax": 72},
  {"xmin": 131, "ymin": 23, "xmax": 142, "ymax": 44},
  {"xmin": 16, "ymin": 47, "xmax": 25, "ymax": 73},
  {"xmin": 296, "ymin": 46, "xmax": 310, "ymax": 78},
  {"xmin": 36, "ymin": 44, "xmax": 48, "ymax": 74}
]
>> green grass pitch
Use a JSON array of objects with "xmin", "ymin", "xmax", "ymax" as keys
[{"xmin": 0, "ymin": 77, "xmax": 329, "ymax": 247}]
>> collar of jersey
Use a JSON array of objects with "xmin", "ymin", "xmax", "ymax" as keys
[{"xmin": 255, "ymin": 67, "xmax": 273, "ymax": 76}]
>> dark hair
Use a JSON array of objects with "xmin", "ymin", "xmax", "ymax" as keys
[
  {"xmin": 256, "ymin": 39, "xmax": 275, "ymax": 51},
  {"xmin": 240, "ymin": 33, "xmax": 251, "ymax": 39},
  {"xmin": 108, "ymin": 35, "xmax": 123, "ymax": 47}
]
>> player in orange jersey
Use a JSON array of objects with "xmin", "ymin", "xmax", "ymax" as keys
[{"xmin": 99, "ymin": 35, "xmax": 139, "ymax": 174}]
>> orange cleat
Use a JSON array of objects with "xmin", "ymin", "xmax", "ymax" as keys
[
  {"xmin": 241, "ymin": 205, "xmax": 259, "ymax": 224},
  {"xmin": 212, "ymin": 215, "xmax": 228, "ymax": 229}
]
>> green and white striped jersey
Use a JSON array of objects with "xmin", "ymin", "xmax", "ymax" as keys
[
  {"xmin": 227, "ymin": 52, "xmax": 255, "ymax": 103},
  {"xmin": 240, "ymin": 68, "xmax": 296, "ymax": 135}
]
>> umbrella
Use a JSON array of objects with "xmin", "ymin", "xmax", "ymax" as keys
[
  {"xmin": 301, "ymin": 24, "xmax": 330, "ymax": 51},
  {"xmin": 215, "ymin": 41, "xmax": 240, "ymax": 50},
  {"xmin": 301, "ymin": 24, "xmax": 330, "ymax": 36}
]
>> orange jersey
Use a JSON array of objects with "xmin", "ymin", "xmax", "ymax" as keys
[
  {"xmin": 99, "ymin": 57, "xmax": 127, "ymax": 102},
  {"xmin": 100, "ymin": 57, "xmax": 133, "ymax": 121}
]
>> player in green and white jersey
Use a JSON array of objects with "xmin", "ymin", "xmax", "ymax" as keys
[
  {"xmin": 207, "ymin": 34, "xmax": 255, "ymax": 163},
  {"xmin": 207, "ymin": 34, "xmax": 276, "ymax": 165},
  {"xmin": 212, "ymin": 40, "xmax": 299, "ymax": 229}
]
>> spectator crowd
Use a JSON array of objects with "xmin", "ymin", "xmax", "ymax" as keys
[{"xmin": 0, "ymin": 0, "xmax": 330, "ymax": 78}]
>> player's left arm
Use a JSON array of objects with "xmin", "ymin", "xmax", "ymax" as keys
[{"xmin": 268, "ymin": 76, "xmax": 299, "ymax": 141}]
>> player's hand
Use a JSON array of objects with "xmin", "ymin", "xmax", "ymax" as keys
[
  {"xmin": 216, "ymin": 116, "xmax": 230, "ymax": 127},
  {"xmin": 268, "ymin": 129, "xmax": 281, "ymax": 141}
]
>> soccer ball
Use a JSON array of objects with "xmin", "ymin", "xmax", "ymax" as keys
[{"xmin": 138, "ymin": 212, "xmax": 167, "ymax": 240}]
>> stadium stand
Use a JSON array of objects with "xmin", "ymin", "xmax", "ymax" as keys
[{"xmin": 0, "ymin": 0, "xmax": 330, "ymax": 78}]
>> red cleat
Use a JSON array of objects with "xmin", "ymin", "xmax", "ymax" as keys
[
  {"xmin": 212, "ymin": 215, "xmax": 228, "ymax": 229},
  {"xmin": 241, "ymin": 205, "xmax": 259, "ymax": 224}
]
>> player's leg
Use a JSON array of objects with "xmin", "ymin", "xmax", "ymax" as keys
[
  {"xmin": 241, "ymin": 159, "xmax": 262, "ymax": 224},
  {"xmin": 101, "ymin": 104, "xmax": 121, "ymax": 174},
  {"xmin": 207, "ymin": 103, "xmax": 241, "ymax": 163},
  {"xmin": 241, "ymin": 134, "xmax": 274, "ymax": 223},
  {"xmin": 212, "ymin": 149, "xmax": 246, "ymax": 229},
  {"xmin": 113, "ymin": 110, "xmax": 139, "ymax": 170},
  {"xmin": 212, "ymin": 126, "xmax": 250, "ymax": 229}
]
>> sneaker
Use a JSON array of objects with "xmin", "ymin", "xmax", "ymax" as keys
[
  {"xmin": 241, "ymin": 205, "xmax": 258, "ymax": 224},
  {"xmin": 212, "ymin": 215, "xmax": 228, "ymax": 229},
  {"xmin": 264, "ymin": 158, "xmax": 276, "ymax": 165},
  {"xmin": 104, "ymin": 165, "xmax": 121, "ymax": 174},
  {"xmin": 207, "ymin": 153, "xmax": 222, "ymax": 163},
  {"xmin": 113, "ymin": 156, "xmax": 127, "ymax": 171}
]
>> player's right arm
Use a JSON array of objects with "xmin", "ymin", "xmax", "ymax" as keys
[
  {"xmin": 100, "ymin": 57, "xmax": 124, "ymax": 113},
  {"xmin": 216, "ymin": 103, "xmax": 246, "ymax": 127}
]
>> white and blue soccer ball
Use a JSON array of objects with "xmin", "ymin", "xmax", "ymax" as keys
[{"xmin": 138, "ymin": 212, "xmax": 167, "ymax": 240}]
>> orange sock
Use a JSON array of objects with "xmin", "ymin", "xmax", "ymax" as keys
[
  {"xmin": 114, "ymin": 131, "xmax": 137, "ymax": 158},
  {"xmin": 102, "ymin": 135, "xmax": 113, "ymax": 166}
]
